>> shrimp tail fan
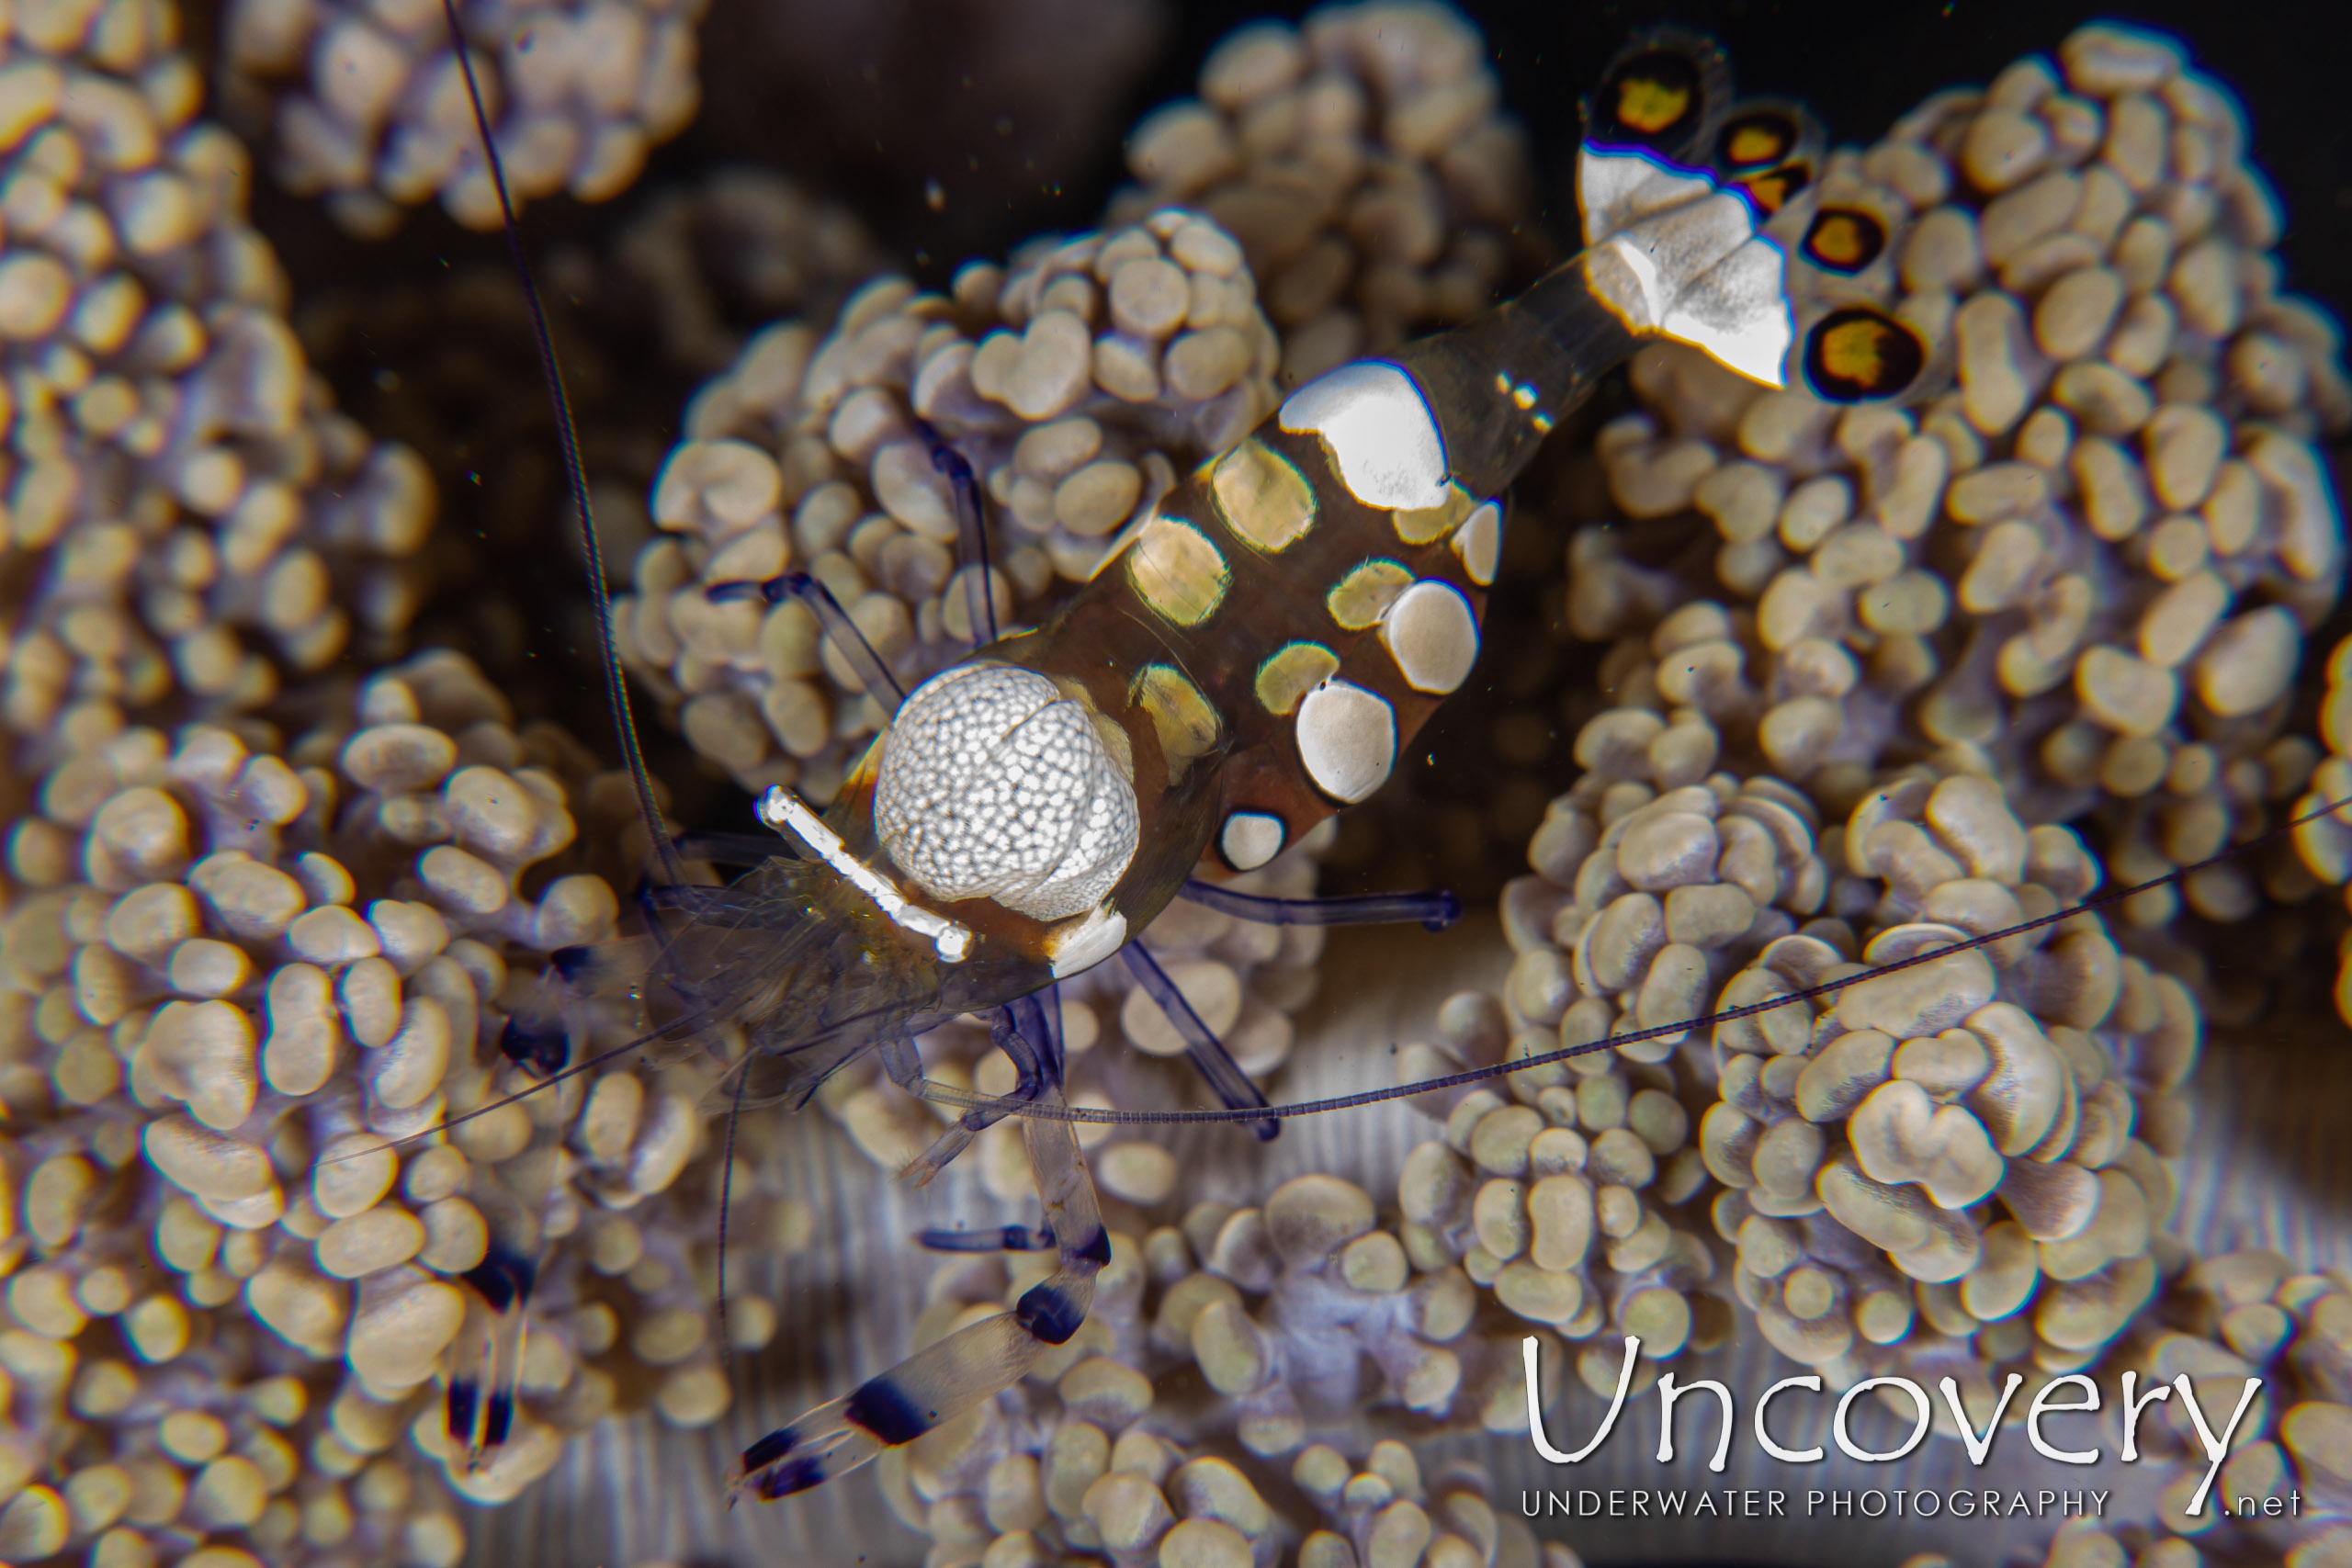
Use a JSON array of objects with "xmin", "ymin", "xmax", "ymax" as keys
[{"xmin": 1575, "ymin": 28, "xmax": 1792, "ymax": 388}]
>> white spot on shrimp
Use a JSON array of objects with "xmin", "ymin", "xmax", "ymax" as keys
[
  {"xmin": 1452, "ymin": 499, "xmax": 1501, "ymax": 585},
  {"xmin": 1294, "ymin": 679, "xmax": 1396, "ymax": 804},
  {"xmin": 1380, "ymin": 580, "xmax": 1480, "ymax": 694},
  {"xmin": 875, "ymin": 665, "xmax": 1138, "ymax": 921},
  {"xmin": 1278, "ymin": 361, "xmax": 1449, "ymax": 511},
  {"xmin": 1219, "ymin": 811, "xmax": 1285, "ymax": 871},
  {"xmin": 1661, "ymin": 235, "xmax": 1792, "ymax": 388},
  {"xmin": 1044, "ymin": 904, "xmax": 1126, "ymax": 978}
]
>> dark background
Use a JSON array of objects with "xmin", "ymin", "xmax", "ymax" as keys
[
  {"xmin": 691, "ymin": 0, "xmax": 2352, "ymax": 331},
  {"xmin": 242, "ymin": 0, "xmax": 2352, "ymax": 346},
  {"xmin": 216, "ymin": 0, "xmax": 2352, "ymax": 845}
]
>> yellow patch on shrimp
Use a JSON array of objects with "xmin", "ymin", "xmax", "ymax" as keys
[
  {"xmin": 1254, "ymin": 642, "xmax": 1340, "ymax": 716},
  {"xmin": 1327, "ymin": 558, "xmax": 1413, "ymax": 630},
  {"xmin": 1210, "ymin": 438, "xmax": 1317, "ymax": 553},
  {"xmin": 1129, "ymin": 664, "xmax": 1221, "ymax": 767},
  {"xmin": 1394, "ymin": 482, "xmax": 1474, "ymax": 546},
  {"xmin": 1125, "ymin": 515, "xmax": 1230, "ymax": 626},
  {"xmin": 1616, "ymin": 75, "xmax": 1690, "ymax": 135}
]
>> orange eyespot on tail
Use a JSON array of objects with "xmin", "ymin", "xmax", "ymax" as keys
[
  {"xmin": 1586, "ymin": 29, "xmax": 1731, "ymax": 162},
  {"xmin": 1712, "ymin": 100, "xmax": 1823, "ymax": 217},
  {"xmin": 1613, "ymin": 61, "xmax": 1695, "ymax": 136},
  {"xmin": 1802, "ymin": 306, "xmax": 1929, "ymax": 403},
  {"xmin": 1722, "ymin": 118, "xmax": 1790, "ymax": 169},
  {"xmin": 1802, "ymin": 208, "xmax": 1890, "ymax": 275},
  {"xmin": 1716, "ymin": 106, "xmax": 1799, "ymax": 172},
  {"xmin": 1739, "ymin": 164, "xmax": 1812, "ymax": 216}
]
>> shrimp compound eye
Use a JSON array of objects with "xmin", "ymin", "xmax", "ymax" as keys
[{"xmin": 874, "ymin": 664, "xmax": 1140, "ymax": 922}]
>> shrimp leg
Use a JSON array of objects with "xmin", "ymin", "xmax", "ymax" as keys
[
  {"xmin": 734, "ymin": 1011, "xmax": 1106, "ymax": 1499},
  {"xmin": 892, "ymin": 999, "xmax": 1055, "ymax": 1185},
  {"xmin": 1177, "ymin": 880, "xmax": 1463, "ymax": 931},
  {"xmin": 447, "ymin": 1246, "xmax": 537, "ymax": 1453},
  {"xmin": 1121, "ymin": 944, "xmax": 1277, "ymax": 1138},
  {"xmin": 707, "ymin": 573, "xmax": 907, "ymax": 705},
  {"xmin": 445, "ymin": 1146, "xmax": 558, "ymax": 1460},
  {"xmin": 918, "ymin": 421, "xmax": 1001, "ymax": 649},
  {"xmin": 916, "ymin": 1224, "xmax": 1059, "ymax": 1252}
]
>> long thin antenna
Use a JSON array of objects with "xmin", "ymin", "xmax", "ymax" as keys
[
  {"xmin": 347, "ymin": 783, "xmax": 2352, "ymax": 1150},
  {"xmin": 439, "ymin": 0, "xmax": 683, "ymax": 886},
  {"xmin": 714, "ymin": 1065, "xmax": 747, "ymax": 1376},
  {"xmin": 909, "ymin": 786, "xmax": 2352, "ymax": 1127}
]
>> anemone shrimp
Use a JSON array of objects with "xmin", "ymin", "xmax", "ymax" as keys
[{"xmin": 392, "ymin": 10, "xmax": 2352, "ymax": 1525}]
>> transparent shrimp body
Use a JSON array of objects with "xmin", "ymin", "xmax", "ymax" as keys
[
  {"xmin": 395, "ymin": 12, "xmax": 2352, "ymax": 1523},
  {"xmin": 414, "ymin": 13, "xmax": 1806, "ymax": 1502},
  {"xmin": 724, "ymin": 50, "xmax": 1799, "ymax": 1498}
]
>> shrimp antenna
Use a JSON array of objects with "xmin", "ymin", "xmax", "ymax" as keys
[
  {"xmin": 907, "ymin": 788, "xmax": 2352, "ymax": 1128},
  {"xmin": 322, "ymin": 996, "xmax": 734, "ymax": 1163},
  {"xmin": 438, "ymin": 0, "xmax": 683, "ymax": 888},
  {"xmin": 714, "ymin": 1065, "xmax": 749, "ymax": 1374},
  {"xmin": 327, "ymin": 965, "xmax": 933, "ymax": 1167}
]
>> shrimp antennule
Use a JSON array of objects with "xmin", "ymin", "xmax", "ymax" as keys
[
  {"xmin": 708, "ymin": 572, "xmax": 907, "ymax": 705},
  {"xmin": 434, "ymin": 0, "xmax": 679, "ymax": 887},
  {"xmin": 916, "ymin": 421, "xmax": 1000, "ymax": 647}
]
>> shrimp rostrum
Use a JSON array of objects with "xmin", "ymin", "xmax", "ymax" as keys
[{"xmin": 450, "ymin": 29, "xmax": 1841, "ymax": 1504}]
